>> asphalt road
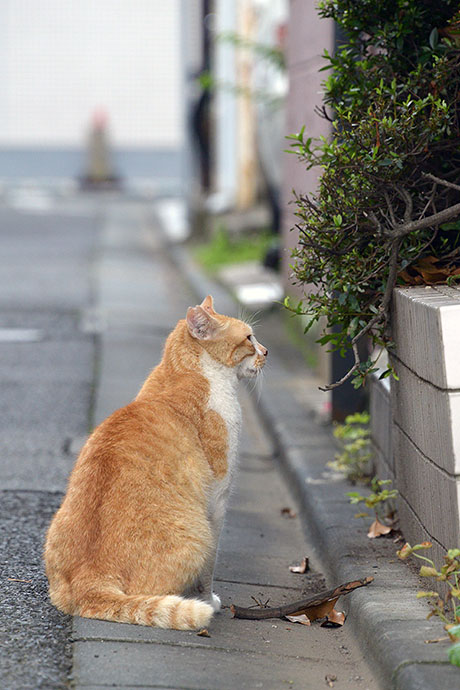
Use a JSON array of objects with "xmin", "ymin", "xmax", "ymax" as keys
[{"xmin": 0, "ymin": 204, "xmax": 98, "ymax": 689}]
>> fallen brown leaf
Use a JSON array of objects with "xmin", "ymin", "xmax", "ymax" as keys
[
  {"xmin": 196, "ymin": 628, "xmax": 211, "ymax": 637},
  {"xmin": 325, "ymin": 674, "xmax": 337, "ymax": 687},
  {"xmin": 305, "ymin": 598, "xmax": 338, "ymax": 622},
  {"xmin": 398, "ymin": 253, "xmax": 460, "ymax": 286},
  {"xmin": 281, "ymin": 507, "xmax": 297, "ymax": 519},
  {"xmin": 321, "ymin": 609, "xmax": 346, "ymax": 627},
  {"xmin": 289, "ymin": 557, "xmax": 309, "ymax": 574},
  {"xmin": 367, "ymin": 518, "xmax": 392, "ymax": 539},
  {"xmin": 285, "ymin": 614, "xmax": 311, "ymax": 626}
]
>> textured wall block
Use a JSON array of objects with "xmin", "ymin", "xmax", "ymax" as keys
[
  {"xmin": 393, "ymin": 425, "xmax": 460, "ymax": 549},
  {"xmin": 372, "ymin": 444, "xmax": 395, "ymax": 483},
  {"xmin": 391, "ymin": 358, "xmax": 460, "ymax": 475},
  {"xmin": 393, "ymin": 286, "xmax": 460, "ymax": 389},
  {"xmin": 370, "ymin": 375, "xmax": 393, "ymax": 467}
]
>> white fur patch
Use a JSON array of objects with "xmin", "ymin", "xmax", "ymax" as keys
[
  {"xmin": 249, "ymin": 334, "xmax": 265, "ymax": 356},
  {"xmin": 211, "ymin": 592, "xmax": 222, "ymax": 611},
  {"xmin": 200, "ymin": 351, "xmax": 242, "ymax": 517}
]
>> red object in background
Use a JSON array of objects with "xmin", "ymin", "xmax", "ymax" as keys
[{"xmin": 92, "ymin": 108, "xmax": 108, "ymax": 132}]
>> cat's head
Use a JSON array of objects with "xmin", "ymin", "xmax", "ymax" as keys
[{"xmin": 186, "ymin": 295, "xmax": 268, "ymax": 379}]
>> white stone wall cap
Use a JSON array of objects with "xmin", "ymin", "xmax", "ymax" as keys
[{"xmin": 393, "ymin": 287, "xmax": 460, "ymax": 389}]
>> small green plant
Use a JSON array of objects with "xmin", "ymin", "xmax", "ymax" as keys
[
  {"xmin": 194, "ymin": 226, "xmax": 273, "ymax": 273},
  {"xmin": 329, "ymin": 412, "xmax": 372, "ymax": 482},
  {"xmin": 347, "ymin": 477, "xmax": 398, "ymax": 538},
  {"xmin": 397, "ymin": 542, "xmax": 460, "ymax": 666}
]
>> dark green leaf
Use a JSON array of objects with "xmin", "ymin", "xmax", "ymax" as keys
[{"xmin": 429, "ymin": 28, "xmax": 439, "ymax": 50}]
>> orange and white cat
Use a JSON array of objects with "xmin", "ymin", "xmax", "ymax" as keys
[{"xmin": 44, "ymin": 296, "xmax": 267, "ymax": 630}]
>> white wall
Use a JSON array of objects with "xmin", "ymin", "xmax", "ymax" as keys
[{"xmin": 0, "ymin": 0, "xmax": 183, "ymax": 148}]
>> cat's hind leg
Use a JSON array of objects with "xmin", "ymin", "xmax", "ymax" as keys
[
  {"xmin": 193, "ymin": 564, "xmax": 222, "ymax": 612},
  {"xmin": 194, "ymin": 482, "xmax": 231, "ymax": 611}
]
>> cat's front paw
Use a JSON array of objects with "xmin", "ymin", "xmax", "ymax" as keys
[{"xmin": 210, "ymin": 592, "xmax": 221, "ymax": 612}]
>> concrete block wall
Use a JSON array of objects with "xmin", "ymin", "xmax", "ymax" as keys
[
  {"xmin": 369, "ymin": 373, "xmax": 393, "ymax": 481},
  {"xmin": 370, "ymin": 285, "xmax": 460, "ymax": 561}
]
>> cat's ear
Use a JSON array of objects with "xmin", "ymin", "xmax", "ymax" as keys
[
  {"xmin": 200, "ymin": 295, "xmax": 216, "ymax": 315},
  {"xmin": 186, "ymin": 306, "xmax": 220, "ymax": 340}
]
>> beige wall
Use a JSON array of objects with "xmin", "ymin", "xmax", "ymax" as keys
[{"xmin": 281, "ymin": 0, "xmax": 334, "ymax": 288}]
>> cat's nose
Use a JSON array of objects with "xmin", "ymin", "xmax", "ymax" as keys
[{"xmin": 252, "ymin": 336, "xmax": 268, "ymax": 357}]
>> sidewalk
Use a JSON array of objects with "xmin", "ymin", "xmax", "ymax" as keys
[
  {"xmin": 171, "ymin": 244, "xmax": 460, "ymax": 689},
  {"xmin": 70, "ymin": 203, "xmax": 377, "ymax": 690}
]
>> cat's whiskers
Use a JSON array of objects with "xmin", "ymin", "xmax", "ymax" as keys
[
  {"xmin": 237, "ymin": 305, "xmax": 263, "ymax": 331},
  {"xmin": 253, "ymin": 374, "xmax": 263, "ymax": 400},
  {"xmin": 245, "ymin": 310, "xmax": 263, "ymax": 330}
]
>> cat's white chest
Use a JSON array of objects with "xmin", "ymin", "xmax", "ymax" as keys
[{"xmin": 200, "ymin": 351, "xmax": 241, "ymax": 472}]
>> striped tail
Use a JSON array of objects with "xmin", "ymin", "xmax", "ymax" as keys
[{"xmin": 76, "ymin": 590, "xmax": 214, "ymax": 630}]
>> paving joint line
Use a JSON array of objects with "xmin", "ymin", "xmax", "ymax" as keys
[
  {"xmin": 213, "ymin": 577, "xmax": 302, "ymax": 591},
  {"xmin": 70, "ymin": 635, "xmax": 330, "ymax": 664}
]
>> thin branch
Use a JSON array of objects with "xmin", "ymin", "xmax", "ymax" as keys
[
  {"xmin": 320, "ymin": 238, "xmax": 401, "ymax": 392},
  {"xmin": 381, "ymin": 238, "xmax": 401, "ymax": 338},
  {"xmin": 382, "ymin": 239, "xmax": 401, "ymax": 310},
  {"xmin": 296, "ymin": 224, "xmax": 361, "ymax": 257},
  {"xmin": 395, "ymin": 186, "xmax": 413, "ymax": 223},
  {"xmin": 386, "ymin": 200, "xmax": 460, "ymax": 238},
  {"xmin": 319, "ymin": 341, "xmax": 361, "ymax": 392},
  {"xmin": 418, "ymin": 183, "xmax": 437, "ymax": 220},
  {"xmin": 314, "ymin": 104, "xmax": 334, "ymax": 123},
  {"xmin": 383, "ymin": 190, "xmax": 396, "ymax": 226},
  {"xmin": 379, "ymin": 208, "xmax": 392, "ymax": 227},
  {"xmin": 231, "ymin": 577, "xmax": 374, "ymax": 620},
  {"xmin": 423, "ymin": 172, "xmax": 460, "ymax": 193}
]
